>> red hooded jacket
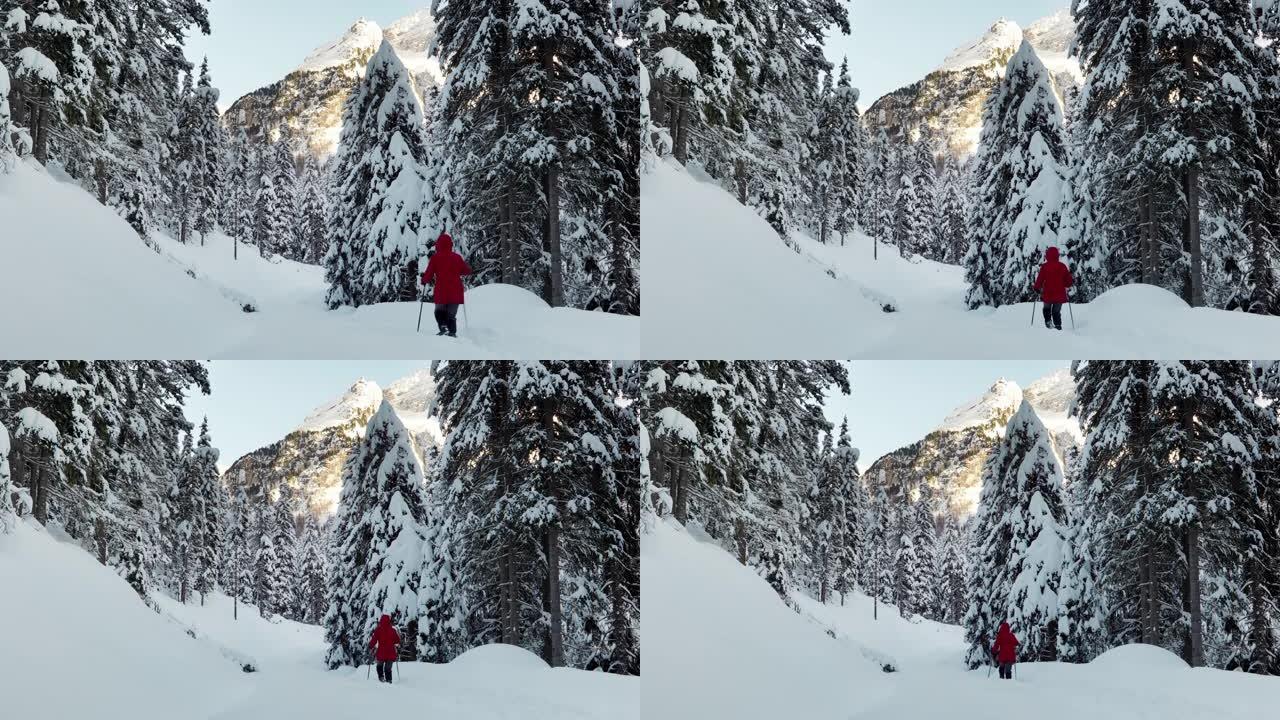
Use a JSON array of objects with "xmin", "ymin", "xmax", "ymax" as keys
[
  {"xmin": 991, "ymin": 622, "xmax": 1019, "ymax": 664},
  {"xmin": 369, "ymin": 615, "xmax": 400, "ymax": 662},
  {"xmin": 1032, "ymin": 247, "xmax": 1074, "ymax": 304},
  {"xmin": 421, "ymin": 233, "xmax": 473, "ymax": 305}
]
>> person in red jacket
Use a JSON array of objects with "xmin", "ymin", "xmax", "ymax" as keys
[
  {"xmin": 991, "ymin": 621, "xmax": 1019, "ymax": 680},
  {"xmin": 1032, "ymin": 246, "xmax": 1074, "ymax": 331},
  {"xmin": 369, "ymin": 614, "xmax": 400, "ymax": 684},
  {"xmin": 420, "ymin": 232, "xmax": 473, "ymax": 338}
]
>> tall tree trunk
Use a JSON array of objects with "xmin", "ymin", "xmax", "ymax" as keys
[
  {"xmin": 32, "ymin": 456, "xmax": 49, "ymax": 525},
  {"xmin": 673, "ymin": 86, "xmax": 690, "ymax": 165},
  {"xmin": 540, "ymin": 399, "xmax": 564, "ymax": 667},
  {"xmin": 1183, "ymin": 524, "xmax": 1204, "ymax": 666},
  {"xmin": 95, "ymin": 517, "xmax": 108, "ymax": 564},
  {"xmin": 1183, "ymin": 167, "xmax": 1204, "ymax": 307},
  {"xmin": 672, "ymin": 455, "xmax": 689, "ymax": 524},
  {"xmin": 543, "ymin": 165, "xmax": 564, "ymax": 307}
]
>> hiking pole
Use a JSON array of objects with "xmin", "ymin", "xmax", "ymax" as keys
[
  {"xmin": 1067, "ymin": 300, "xmax": 1076, "ymax": 331},
  {"xmin": 1030, "ymin": 300, "xmax": 1037, "ymax": 328},
  {"xmin": 366, "ymin": 651, "xmax": 372, "ymax": 681},
  {"xmin": 416, "ymin": 294, "xmax": 426, "ymax": 333}
]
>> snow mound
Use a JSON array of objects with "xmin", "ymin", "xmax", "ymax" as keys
[
  {"xmin": 643, "ymin": 518, "xmax": 889, "ymax": 720},
  {"xmin": 450, "ymin": 644, "xmax": 551, "ymax": 673},
  {"xmin": 1088, "ymin": 643, "xmax": 1190, "ymax": 673},
  {"xmin": 1087, "ymin": 282, "xmax": 1191, "ymax": 314}
]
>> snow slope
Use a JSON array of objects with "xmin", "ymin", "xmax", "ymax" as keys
[
  {"xmin": 645, "ymin": 516, "xmax": 1280, "ymax": 720},
  {"xmin": 0, "ymin": 519, "xmax": 637, "ymax": 720},
  {"xmin": 641, "ymin": 160, "xmax": 1280, "ymax": 358},
  {"xmin": 642, "ymin": 519, "xmax": 893, "ymax": 720},
  {"xmin": 0, "ymin": 161, "xmax": 637, "ymax": 358}
]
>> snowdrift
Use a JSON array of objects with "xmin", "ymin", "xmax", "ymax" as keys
[
  {"xmin": 0, "ymin": 161, "xmax": 637, "ymax": 358},
  {"xmin": 0, "ymin": 519, "xmax": 637, "ymax": 720},
  {"xmin": 641, "ymin": 160, "xmax": 1280, "ymax": 357}
]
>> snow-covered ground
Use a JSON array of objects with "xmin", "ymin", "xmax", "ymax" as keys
[
  {"xmin": 0, "ymin": 161, "xmax": 637, "ymax": 358},
  {"xmin": 643, "ymin": 517, "xmax": 1280, "ymax": 720},
  {"xmin": 641, "ymin": 159, "xmax": 1280, "ymax": 358},
  {"xmin": 0, "ymin": 519, "xmax": 637, "ymax": 720}
]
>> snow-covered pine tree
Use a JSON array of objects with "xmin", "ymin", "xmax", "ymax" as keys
[
  {"xmin": 964, "ymin": 399, "xmax": 1067, "ymax": 667},
  {"xmin": 2, "ymin": 0, "xmax": 95, "ymax": 165},
  {"xmin": 324, "ymin": 41, "xmax": 426, "ymax": 308},
  {"xmin": 895, "ymin": 482, "xmax": 936, "ymax": 618},
  {"xmin": 964, "ymin": 40, "xmax": 1068, "ymax": 308},
  {"xmin": 296, "ymin": 161, "xmax": 329, "ymax": 265},
  {"xmin": 935, "ymin": 518, "xmax": 967, "ymax": 624},
  {"xmin": 1055, "ymin": 487, "xmax": 1104, "ymax": 663},
  {"xmin": 254, "ymin": 140, "xmax": 296, "ymax": 260},
  {"xmin": 253, "ymin": 485, "xmax": 288, "ymax": 618},
  {"xmin": 864, "ymin": 482, "xmax": 894, "ymax": 614},
  {"xmin": 296, "ymin": 514, "xmax": 327, "ymax": 623},
  {"xmin": 224, "ymin": 485, "xmax": 253, "ymax": 617},
  {"xmin": 225, "ymin": 132, "xmax": 256, "ymax": 259},
  {"xmin": 191, "ymin": 418, "xmax": 223, "ymax": 604},
  {"xmin": 830, "ymin": 59, "xmax": 866, "ymax": 246},
  {"xmin": 191, "ymin": 59, "xmax": 224, "ymax": 246},
  {"xmin": 325, "ymin": 400, "xmax": 428, "ymax": 668},
  {"xmin": 935, "ymin": 159, "xmax": 967, "ymax": 265},
  {"xmin": 894, "ymin": 136, "xmax": 937, "ymax": 261},
  {"xmin": 831, "ymin": 418, "xmax": 865, "ymax": 603},
  {"xmin": 364, "ymin": 403, "xmax": 429, "ymax": 653},
  {"xmin": 0, "ymin": 419, "xmax": 12, "ymax": 532},
  {"xmin": 1072, "ymin": 361, "xmax": 1276, "ymax": 669},
  {"xmin": 805, "ymin": 432, "xmax": 839, "ymax": 602},
  {"xmin": 641, "ymin": 0, "xmax": 736, "ymax": 166},
  {"xmin": 0, "ymin": 60, "xmax": 17, "ymax": 171}
]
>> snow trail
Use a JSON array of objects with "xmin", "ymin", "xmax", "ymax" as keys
[{"xmin": 642, "ymin": 160, "xmax": 1280, "ymax": 358}]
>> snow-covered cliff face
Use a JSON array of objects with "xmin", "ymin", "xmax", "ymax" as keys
[
  {"xmin": 865, "ymin": 369, "xmax": 1080, "ymax": 521},
  {"xmin": 865, "ymin": 11, "xmax": 1079, "ymax": 159},
  {"xmin": 222, "ymin": 371, "xmax": 442, "ymax": 520},
  {"xmin": 222, "ymin": 11, "xmax": 443, "ymax": 160}
]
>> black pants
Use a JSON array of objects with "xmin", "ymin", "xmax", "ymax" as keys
[
  {"xmin": 1042, "ymin": 303, "xmax": 1063, "ymax": 330},
  {"xmin": 999, "ymin": 662, "xmax": 1013, "ymax": 679},
  {"xmin": 435, "ymin": 303, "xmax": 460, "ymax": 335},
  {"xmin": 377, "ymin": 660, "xmax": 394, "ymax": 684}
]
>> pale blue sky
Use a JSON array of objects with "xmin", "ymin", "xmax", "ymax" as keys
[
  {"xmin": 183, "ymin": 0, "xmax": 426, "ymax": 108},
  {"xmin": 183, "ymin": 360, "xmax": 429, "ymax": 470},
  {"xmin": 826, "ymin": 0, "xmax": 1069, "ymax": 108},
  {"xmin": 825, "ymin": 360, "xmax": 1068, "ymax": 471}
]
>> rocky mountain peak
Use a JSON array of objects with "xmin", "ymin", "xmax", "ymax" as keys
[{"xmin": 223, "ymin": 9, "xmax": 441, "ymax": 160}]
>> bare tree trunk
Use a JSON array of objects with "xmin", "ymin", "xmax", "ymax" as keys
[
  {"xmin": 672, "ymin": 458, "xmax": 688, "ymax": 524},
  {"xmin": 735, "ymin": 157, "xmax": 748, "ymax": 205},
  {"xmin": 541, "ymin": 399, "xmax": 564, "ymax": 667},
  {"xmin": 735, "ymin": 516, "xmax": 747, "ymax": 565},
  {"xmin": 95, "ymin": 158, "xmax": 109, "ymax": 205},
  {"xmin": 1183, "ymin": 524, "xmax": 1203, "ymax": 666},
  {"xmin": 32, "ymin": 458, "xmax": 49, "ymax": 525},
  {"xmin": 543, "ymin": 164, "xmax": 564, "ymax": 307},
  {"xmin": 673, "ymin": 87, "xmax": 690, "ymax": 165},
  {"xmin": 95, "ymin": 517, "xmax": 108, "ymax": 564},
  {"xmin": 1183, "ymin": 167, "xmax": 1204, "ymax": 307}
]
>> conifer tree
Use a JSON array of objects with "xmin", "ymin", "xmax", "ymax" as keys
[
  {"xmin": 896, "ymin": 483, "xmax": 936, "ymax": 618},
  {"xmin": 964, "ymin": 41, "xmax": 1069, "ymax": 308},
  {"xmin": 935, "ymin": 518, "xmax": 967, "ymax": 624},
  {"xmin": 255, "ymin": 140, "xmax": 296, "ymax": 259},
  {"xmin": 325, "ymin": 401, "xmax": 428, "ymax": 668},
  {"xmin": 0, "ymin": 419, "xmax": 12, "ymax": 532},
  {"xmin": 297, "ymin": 515, "xmax": 327, "ymax": 624},
  {"xmin": 325, "ymin": 41, "xmax": 427, "ymax": 308},
  {"xmin": 964, "ymin": 400, "xmax": 1067, "ymax": 666},
  {"xmin": 191, "ymin": 59, "xmax": 224, "ymax": 245},
  {"xmin": 191, "ymin": 419, "xmax": 223, "ymax": 604},
  {"xmin": 831, "ymin": 418, "xmax": 865, "ymax": 602}
]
